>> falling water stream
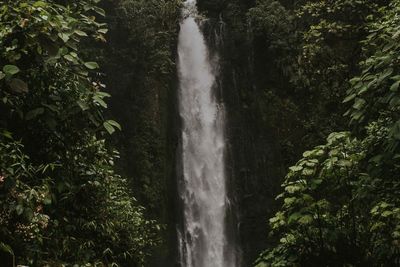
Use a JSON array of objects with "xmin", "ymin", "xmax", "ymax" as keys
[{"xmin": 177, "ymin": 0, "xmax": 237, "ymax": 266}]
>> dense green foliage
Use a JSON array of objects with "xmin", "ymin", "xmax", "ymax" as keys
[
  {"xmin": 256, "ymin": 1, "xmax": 400, "ymax": 266},
  {"xmin": 0, "ymin": 0, "xmax": 159, "ymax": 265},
  {"xmin": 248, "ymin": 0, "xmax": 384, "ymax": 148},
  {"xmin": 195, "ymin": 0, "xmax": 400, "ymax": 265},
  {"xmin": 194, "ymin": 0, "xmax": 388, "ymax": 263}
]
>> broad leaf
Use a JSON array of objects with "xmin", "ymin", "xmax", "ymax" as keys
[
  {"xmin": 84, "ymin": 62, "xmax": 99, "ymax": 70},
  {"xmin": 3, "ymin": 65, "xmax": 20, "ymax": 75}
]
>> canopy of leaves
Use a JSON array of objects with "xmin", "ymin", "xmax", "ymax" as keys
[
  {"xmin": 256, "ymin": 1, "xmax": 400, "ymax": 266},
  {"xmin": 0, "ymin": 0, "xmax": 159, "ymax": 266}
]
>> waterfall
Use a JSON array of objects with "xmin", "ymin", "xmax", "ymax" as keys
[{"xmin": 177, "ymin": 0, "xmax": 237, "ymax": 266}]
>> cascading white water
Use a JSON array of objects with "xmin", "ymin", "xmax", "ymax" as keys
[{"xmin": 177, "ymin": 0, "xmax": 236, "ymax": 266}]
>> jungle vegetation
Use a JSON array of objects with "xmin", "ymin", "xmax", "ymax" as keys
[{"xmin": 1, "ymin": 0, "xmax": 400, "ymax": 266}]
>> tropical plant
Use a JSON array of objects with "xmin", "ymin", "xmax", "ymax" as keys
[
  {"xmin": 256, "ymin": 1, "xmax": 400, "ymax": 266},
  {"xmin": 0, "ymin": 0, "xmax": 159, "ymax": 265}
]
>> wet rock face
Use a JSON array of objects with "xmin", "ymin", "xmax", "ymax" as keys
[
  {"xmin": 196, "ymin": 1, "xmax": 296, "ymax": 265},
  {"xmin": 100, "ymin": 1, "xmax": 182, "ymax": 266}
]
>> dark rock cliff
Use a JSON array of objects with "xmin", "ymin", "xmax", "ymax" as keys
[
  {"xmin": 198, "ymin": 0, "xmax": 323, "ymax": 265},
  {"xmin": 100, "ymin": 0, "xmax": 181, "ymax": 265}
]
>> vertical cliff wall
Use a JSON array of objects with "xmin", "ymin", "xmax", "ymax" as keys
[
  {"xmin": 197, "ymin": 0, "xmax": 350, "ymax": 264},
  {"xmin": 99, "ymin": 0, "xmax": 181, "ymax": 265},
  {"xmin": 198, "ymin": 1, "xmax": 287, "ymax": 264}
]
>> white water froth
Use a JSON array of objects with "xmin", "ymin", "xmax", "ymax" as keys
[{"xmin": 177, "ymin": 0, "xmax": 236, "ymax": 266}]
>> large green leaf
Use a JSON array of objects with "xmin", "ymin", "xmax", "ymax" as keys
[
  {"xmin": 103, "ymin": 121, "xmax": 115, "ymax": 134},
  {"xmin": 390, "ymin": 81, "xmax": 400, "ymax": 92},
  {"xmin": 3, "ymin": 65, "xmax": 20, "ymax": 75},
  {"xmin": 84, "ymin": 61, "xmax": 99, "ymax": 70},
  {"xmin": 103, "ymin": 120, "xmax": 121, "ymax": 134},
  {"xmin": 74, "ymin": 29, "xmax": 88, "ymax": 37},
  {"xmin": 106, "ymin": 120, "xmax": 121, "ymax": 130},
  {"xmin": 0, "ymin": 242, "xmax": 13, "ymax": 256}
]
